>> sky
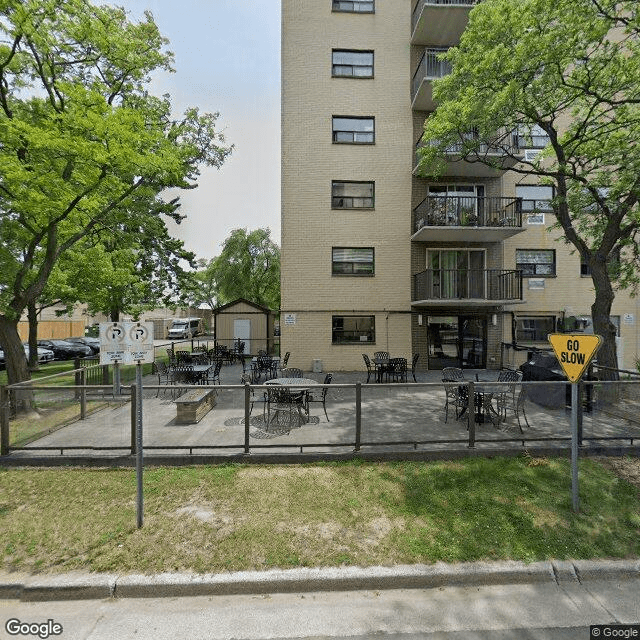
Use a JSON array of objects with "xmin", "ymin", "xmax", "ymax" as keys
[{"xmin": 115, "ymin": 0, "xmax": 281, "ymax": 261}]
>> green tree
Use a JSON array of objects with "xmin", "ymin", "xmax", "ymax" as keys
[
  {"xmin": 417, "ymin": 0, "xmax": 640, "ymax": 377},
  {"xmin": 195, "ymin": 228, "xmax": 280, "ymax": 311},
  {"xmin": 0, "ymin": 0, "xmax": 231, "ymax": 387}
]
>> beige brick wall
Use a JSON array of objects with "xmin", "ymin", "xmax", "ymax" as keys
[
  {"xmin": 282, "ymin": 2, "xmax": 640, "ymax": 372},
  {"xmin": 282, "ymin": 0, "xmax": 414, "ymax": 369}
]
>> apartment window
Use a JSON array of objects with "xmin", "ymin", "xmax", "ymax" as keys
[
  {"xmin": 516, "ymin": 249, "xmax": 556, "ymax": 276},
  {"xmin": 332, "ymin": 116, "xmax": 374, "ymax": 144},
  {"xmin": 516, "ymin": 124, "xmax": 550, "ymax": 149},
  {"xmin": 516, "ymin": 316, "xmax": 555, "ymax": 342},
  {"xmin": 332, "ymin": 0, "xmax": 374, "ymax": 13},
  {"xmin": 332, "ymin": 316, "xmax": 375, "ymax": 344},
  {"xmin": 332, "ymin": 50, "xmax": 374, "ymax": 77},
  {"xmin": 516, "ymin": 185, "xmax": 553, "ymax": 224},
  {"xmin": 581, "ymin": 248, "xmax": 620, "ymax": 277},
  {"xmin": 332, "ymin": 181, "xmax": 374, "ymax": 209},
  {"xmin": 332, "ymin": 247, "xmax": 374, "ymax": 275}
]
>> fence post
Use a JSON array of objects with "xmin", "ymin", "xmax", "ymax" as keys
[
  {"xmin": 74, "ymin": 357, "xmax": 81, "ymax": 399},
  {"xmin": 130, "ymin": 384, "xmax": 137, "ymax": 455},
  {"xmin": 0, "ymin": 386, "xmax": 9, "ymax": 456},
  {"xmin": 80, "ymin": 369, "xmax": 87, "ymax": 420},
  {"xmin": 244, "ymin": 383, "xmax": 251, "ymax": 454},
  {"xmin": 354, "ymin": 382, "xmax": 362, "ymax": 452},
  {"xmin": 467, "ymin": 381, "xmax": 476, "ymax": 448}
]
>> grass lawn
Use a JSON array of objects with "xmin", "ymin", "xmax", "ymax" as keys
[{"xmin": 0, "ymin": 456, "xmax": 638, "ymax": 575}]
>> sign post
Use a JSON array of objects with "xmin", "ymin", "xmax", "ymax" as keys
[
  {"xmin": 100, "ymin": 322, "xmax": 154, "ymax": 528},
  {"xmin": 548, "ymin": 333, "xmax": 602, "ymax": 513}
]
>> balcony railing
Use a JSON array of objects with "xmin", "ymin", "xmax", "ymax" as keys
[
  {"xmin": 414, "ymin": 131, "xmax": 521, "ymax": 171},
  {"xmin": 412, "ymin": 49, "xmax": 452, "ymax": 99},
  {"xmin": 411, "ymin": 0, "xmax": 479, "ymax": 33},
  {"xmin": 413, "ymin": 196, "xmax": 522, "ymax": 232},
  {"xmin": 413, "ymin": 269, "xmax": 523, "ymax": 302}
]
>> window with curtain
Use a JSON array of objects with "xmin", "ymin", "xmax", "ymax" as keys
[
  {"xmin": 516, "ymin": 185, "xmax": 553, "ymax": 224},
  {"xmin": 332, "ymin": 50, "xmax": 374, "ymax": 77},
  {"xmin": 516, "ymin": 249, "xmax": 556, "ymax": 276},
  {"xmin": 332, "ymin": 247, "xmax": 375, "ymax": 275},
  {"xmin": 331, "ymin": 181, "xmax": 374, "ymax": 209},
  {"xmin": 332, "ymin": 116, "xmax": 375, "ymax": 143}
]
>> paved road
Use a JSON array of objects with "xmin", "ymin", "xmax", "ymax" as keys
[{"xmin": 2, "ymin": 579, "xmax": 638, "ymax": 640}]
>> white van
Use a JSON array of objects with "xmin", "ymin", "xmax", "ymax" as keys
[{"xmin": 166, "ymin": 317, "xmax": 202, "ymax": 340}]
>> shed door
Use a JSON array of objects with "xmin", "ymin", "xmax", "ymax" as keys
[{"xmin": 234, "ymin": 319, "xmax": 251, "ymax": 355}]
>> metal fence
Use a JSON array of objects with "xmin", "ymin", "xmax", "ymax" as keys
[{"xmin": 2, "ymin": 374, "xmax": 638, "ymax": 462}]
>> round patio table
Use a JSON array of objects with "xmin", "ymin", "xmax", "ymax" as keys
[{"xmin": 264, "ymin": 378, "xmax": 318, "ymax": 430}]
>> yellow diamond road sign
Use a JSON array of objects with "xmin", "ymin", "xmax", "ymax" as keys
[{"xmin": 547, "ymin": 333, "xmax": 603, "ymax": 383}]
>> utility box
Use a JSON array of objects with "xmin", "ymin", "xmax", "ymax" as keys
[{"xmin": 312, "ymin": 359, "xmax": 323, "ymax": 373}]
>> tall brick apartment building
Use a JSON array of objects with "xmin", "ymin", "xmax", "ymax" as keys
[{"xmin": 280, "ymin": 0, "xmax": 640, "ymax": 372}]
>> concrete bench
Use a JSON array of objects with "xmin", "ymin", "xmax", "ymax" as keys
[{"xmin": 175, "ymin": 388, "xmax": 216, "ymax": 424}]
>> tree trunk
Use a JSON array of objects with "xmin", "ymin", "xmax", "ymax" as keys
[
  {"xmin": 110, "ymin": 309, "xmax": 120, "ymax": 322},
  {"xmin": 589, "ymin": 261, "xmax": 619, "ymax": 381},
  {"xmin": 27, "ymin": 301, "xmax": 39, "ymax": 370},
  {"xmin": 0, "ymin": 315, "xmax": 35, "ymax": 412}
]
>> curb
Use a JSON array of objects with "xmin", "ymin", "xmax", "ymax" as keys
[{"xmin": 1, "ymin": 559, "xmax": 638, "ymax": 602}]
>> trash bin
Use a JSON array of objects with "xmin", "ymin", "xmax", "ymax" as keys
[{"xmin": 312, "ymin": 359, "xmax": 323, "ymax": 373}]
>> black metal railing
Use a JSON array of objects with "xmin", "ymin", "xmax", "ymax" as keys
[
  {"xmin": 412, "ymin": 0, "xmax": 478, "ymax": 33},
  {"xmin": 413, "ymin": 196, "xmax": 522, "ymax": 231},
  {"xmin": 412, "ymin": 49, "xmax": 452, "ymax": 99},
  {"xmin": 414, "ymin": 132, "xmax": 521, "ymax": 167},
  {"xmin": 413, "ymin": 268, "xmax": 523, "ymax": 301}
]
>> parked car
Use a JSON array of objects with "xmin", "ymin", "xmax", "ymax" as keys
[
  {"xmin": 0, "ymin": 345, "xmax": 55, "ymax": 367},
  {"xmin": 64, "ymin": 336, "xmax": 100, "ymax": 354},
  {"xmin": 23, "ymin": 344, "xmax": 55, "ymax": 364},
  {"xmin": 36, "ymin": 339, "xmax": 93, "ymax": 360}
]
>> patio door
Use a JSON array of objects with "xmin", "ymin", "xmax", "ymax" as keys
[
  {"xmin": 427, "ymin": 315, "xmax": 487, "ymax": 369},
  {"xmin": 428, "ymin": 249, "xmax": 486, "ymax": 300}
]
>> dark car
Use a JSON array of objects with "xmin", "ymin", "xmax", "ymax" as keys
[
  {"xmin": 64, "ymin": 337, "xmax": 100, "ymax": 355},
  {"xmin": 37, "ymin": 339, "xmax": 93, "ymax": 360},
  {"xmin": 520, "ymin": 352, "xmax": 568, "ymax": 408}
]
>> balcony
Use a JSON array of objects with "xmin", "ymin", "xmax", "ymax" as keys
[
  {"xmin": 412, "ymin": 49, "xmax": 451, "ymax": 111},
  {"xmin": 414, "ymin": 132, "xmax": 522, "ymax": 178},
  {"xmin": 411, "ymin": 0, "xmax": 478, "ymax": 47},
  {"xmin": 413, "ymin": 268, "xmax": 523, "ymax": 307},
  {"xmin": 412, "ymin": 195, "xmax": 525, "ymax": 242}
]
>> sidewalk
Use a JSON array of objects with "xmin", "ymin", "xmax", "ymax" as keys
[{"xmin": 2, "ymin": 558, "xmax": 638, "ymax": 601}]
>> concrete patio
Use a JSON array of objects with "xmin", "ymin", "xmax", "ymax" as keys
[{"xmin": 5, "ymin": 362, "xmax": 639, "ymax": 463}]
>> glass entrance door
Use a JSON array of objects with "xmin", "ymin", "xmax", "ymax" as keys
[
  {"xmin": 460, "ymin": 316, "xmax": 486, "ymax": 368},
  {"xmin": 427, "ymin": 315, "xmax": 487, "ymax": 369}
]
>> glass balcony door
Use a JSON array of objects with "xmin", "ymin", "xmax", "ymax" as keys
[{"xmin": 428, "ymin": 249, "xmax": 486, "ymax": 299}]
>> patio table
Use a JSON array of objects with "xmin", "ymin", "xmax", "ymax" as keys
[{"xmin": 264, "ymin": 378, "xmax": 318, "ymax": 429}]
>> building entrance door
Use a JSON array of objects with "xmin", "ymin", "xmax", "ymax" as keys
[{"xmin": 426, "ymin": 315, "xmax": 487, "ymax": 370}]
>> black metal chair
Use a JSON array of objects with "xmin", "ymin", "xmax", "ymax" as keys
[
  {"xmin": 265, "ymin": 385, "xmax": 306, "ymax": 432},
  {"xmin": 442, "ymin": 367, "xmax": 467, "ymax": 424},
  {"xmin": 152, "ymin": 361, "xmax": 172, "ymax": 397},
  {"xmin": 306, "ymin": 373, "xmax": 332, "ymax": 421},
  {"xmin": 362, "ymin": 354, "xmax": 375, "ymax": 383},
  {"xmin": 388, "ymin": 358, "xmax": 408, "ymax": 383},
  {"xmin": 281, "ymin": 367, "xmax": 303, "ymax": 378},
  {"xmin": 205, "ymin": 358, "xmax": 223, "ymax": 385},
  {"xmin": 281, "ymin": 351, "xmax": 290, "ymax": 369},
  {"xmin": 495, "ymin": 370, "xmax": 529, "ymax": 432},
  {"xmin": 411, "ymin": 353, "xmax": 420, "ymax": 382}
]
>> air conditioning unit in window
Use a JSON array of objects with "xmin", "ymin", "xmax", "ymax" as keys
[{"xmin": 524, "ymin": 149, "xmax": 541, "ymax": 162}]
